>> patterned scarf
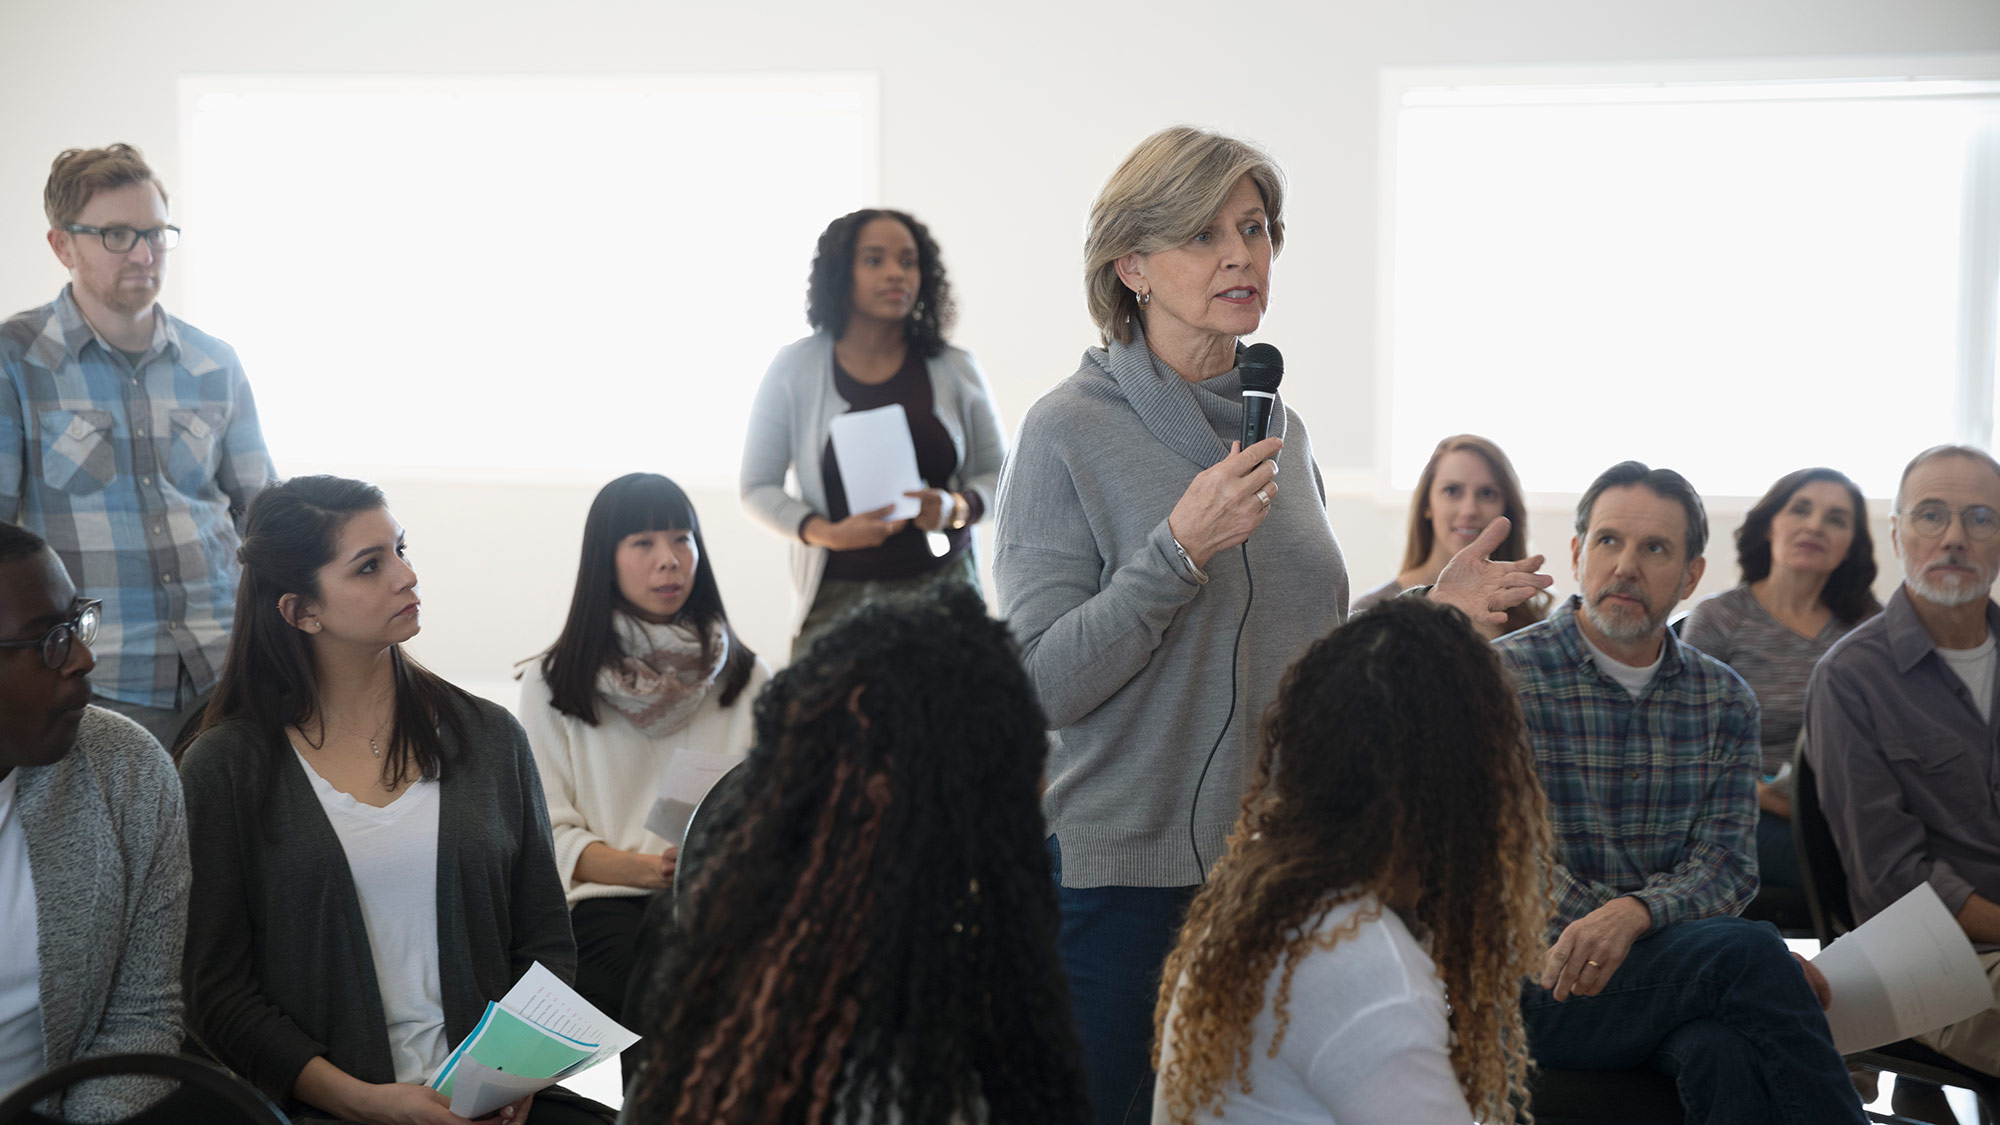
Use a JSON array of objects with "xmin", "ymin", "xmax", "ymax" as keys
[{"xmin": 597, "ymin": 613, "xmax": 727, "ymax": 737}]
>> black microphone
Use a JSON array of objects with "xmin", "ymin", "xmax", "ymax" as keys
[{"xmin": 1240, "ymin": 343, "xmax": 1284, "ymax": 449}]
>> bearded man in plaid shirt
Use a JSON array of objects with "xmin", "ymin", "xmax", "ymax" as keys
[
  {"xmin": 1, "ymin": 144, "xmax": 272, "ymax": 749},
  {"xmin": 1494, "ymin": 461, "xmax": 1861, "ymax": 1125}
]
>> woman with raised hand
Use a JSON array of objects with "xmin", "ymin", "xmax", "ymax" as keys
[
  {"xmin": 1682, "ymin": 466, "xmax": 1880, "ymax": 890},
  {"xmin": 621, "ymin": 586, "xmax": 1091, "ymax": 1125},
  {"xmin": 1154, "ymin": 598, "xmax": 1552, "ymax": 1125},
  {"xmin": 740, "ymin": 208, "xmax": 1006, "ymax": 658},
  {"xmin": 179, "ymin": 475, "xmax": 609, "ymax": 1125},
  {"xmin": 519, "ymin": 472, "xmax": 767, "ymax": 1043},
  {"xmin": 993, "ymin": 125, "xmax": 1549, "ymax": 1123},
  {"xmin": 1350, "ymin": 433, "xmax": 1549, "ymax": 637}
]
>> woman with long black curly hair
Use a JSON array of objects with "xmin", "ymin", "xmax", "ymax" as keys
[
  {"xmin": 1152, "ymin": 598, "xmax": 1553, "ymax": 1125},
  {"xmin": 621, "ymin": 585, "xmax": 1090, "ymax": 1125},
  {"xmin": 740, "ymin": 208, "xmax": 1006, "ymax": 658}
]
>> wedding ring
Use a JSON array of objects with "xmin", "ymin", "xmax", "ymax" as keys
[
  {"xmin": 1256, "ymin": 488, "xmax": 1271, "ymax": 506},
  {"xmin": 1585, "ymin": 960, "xmax": 1601, "ymax": 967}
]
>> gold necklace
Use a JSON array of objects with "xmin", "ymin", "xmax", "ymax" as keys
[{"xmin": 317, "ymin": 714, "xmax": 389, "ymax": 759}]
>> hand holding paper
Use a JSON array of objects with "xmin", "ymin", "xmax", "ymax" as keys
[
  {"xmin": 1810, "ymin": 883, "xmax": 1992, "ymax": 1054},
  {"xmin": 829, "ymin": 405, "xmax": 924, "ymax": 521},
  {"xmin": 428, "ymin": 963, "xmax": 640, "ymax": 1119}
]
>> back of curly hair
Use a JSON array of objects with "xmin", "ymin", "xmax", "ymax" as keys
[
  {"xmin": 805, "ymin": 208, "xmax": 956, "ymax": 357},
  {"xmin": 1154, "ymin": 597, "xmax": 1553, "ymax": 1124},
  {"xmin": 624, "ymin": 584, "xmax": 1089, "ymax": 1125}
]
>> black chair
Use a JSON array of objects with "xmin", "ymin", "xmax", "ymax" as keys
[
  {"xmin": 0, "ymin": 1052, "xmax": 286, "ymax": 1125},
  {"xmin": 1793, "ymin": 750, "xmax": 2000, "ymax": 1122}
]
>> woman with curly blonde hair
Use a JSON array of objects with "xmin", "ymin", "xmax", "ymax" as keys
[{"xmin": 1153, "ymin": 597, "xmax": 1553, "ymax": 1124}]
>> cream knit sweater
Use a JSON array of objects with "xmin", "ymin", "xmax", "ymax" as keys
[{"xmin": 518, "ymin": 659, "xmax": 769, "ymax": 906}]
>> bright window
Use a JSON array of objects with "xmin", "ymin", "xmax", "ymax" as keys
[
  {"xmin": 180, "ymin": 74, "xmax": 878, "ymax": 484},
  {"xmin": 1385, "ymin": 76, "xmax": 2000, "ymax": 498}
]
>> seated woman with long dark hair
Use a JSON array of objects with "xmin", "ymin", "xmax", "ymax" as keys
[
  {"xmin": 621, "ymin": 586, "xmax": 1091, "ymax": 1125},
  {"xmin": 1682, "ymin": 466, "xmax": 1879, "ymax": 890},
  {"xmin": 518, "ymin": 472, "xmax": 766, "ymax": 1040},
  {"xmin": 1153, "ymin": 598, "xmax": 1552, "ymax": 1125},
  {"xmin": 179, "ymin": 475, "xmax": 608, "ymax": 1125}
]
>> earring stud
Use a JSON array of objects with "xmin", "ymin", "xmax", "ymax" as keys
[{"xmin": 1136, "ymin": 289, "xmax": 1152, "ymax": 308}]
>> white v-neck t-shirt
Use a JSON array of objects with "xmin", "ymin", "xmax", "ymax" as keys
[
  {"xmin": 294, "ymin": 751, "xmax": 448, "ymax": 1085},
  {"xmin": 0, "ymin": 771, "xmax": 45, "ymax": 1097}
]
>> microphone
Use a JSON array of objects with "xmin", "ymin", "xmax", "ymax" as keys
[{"xmin": 1240, "ymin": 343, "xmax": 1284, "ymax": 449}]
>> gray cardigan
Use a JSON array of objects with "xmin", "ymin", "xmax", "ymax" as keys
[
  {"xmin": 994, "ymin": 326, "xmax": 1349, "ymax": 889},
  {"xmin": 177, "ymin": 694, "xmax": 575, "ymax": 1112},
  {"xmin": 15, "ymin": 707, "xmax": 188, "ymax": 1122},
  {"xmin": 739, "ymin": 332, "xmax": 1007, "ymax": 634}
]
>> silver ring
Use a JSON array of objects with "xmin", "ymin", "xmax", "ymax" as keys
[{"xmin": 1256, "ymin": 488, "xmax": 1271, "ymax": 506}]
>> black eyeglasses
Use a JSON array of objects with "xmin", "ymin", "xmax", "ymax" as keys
[
  {"xmin": 63, "ymin": 224, "xmax": 180, "ymax": 254},
  {"xmin": 0, "ymin": 599, "xmax": 102, "ymax": 670}
]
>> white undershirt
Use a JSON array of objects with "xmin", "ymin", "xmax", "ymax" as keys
[
  {"xmin": 0, "ymin": 772, "xmax": 46, "ymax": 1098},
  {"xmin": 294, "ymin": 751, "xmax": 448, "ymax": 1085},
  {"xmin": 1579, "ymin": 629, "xmax": 1665, "ymax": 699},
  {"xmin": 1937, "ymin": 632, "xmax": 1997, "ymax": 723}
]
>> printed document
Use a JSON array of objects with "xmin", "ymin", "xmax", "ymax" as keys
[
  {"xmin": 1811, "ymin": 883, "xmax": 1991, "ymax": 1054},
  {"xmin": 828, "ymin": 405, "xmax": 923, "ymax": 520},
  {"xmin": 429, "ymin": 962, "xmax": 640, "ymax": 1118}
]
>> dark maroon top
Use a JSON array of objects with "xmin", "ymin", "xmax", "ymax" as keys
[{"xmin": 818, "ymin": 348, "xmax": 981, "ymax": 581}]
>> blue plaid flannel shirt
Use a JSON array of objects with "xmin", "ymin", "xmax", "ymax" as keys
[
  {"xmin": 2, "ymin": 286, "xmax": 274, "ymax": 709},
  {"xmin": 1494, "ymin": 596, "xmax": 1761, "ymax": 937}
]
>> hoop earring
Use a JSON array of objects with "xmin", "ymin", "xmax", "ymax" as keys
[{"xmin": 1136, "ymin": 289, "xmax": 1151, "ymax": 308}]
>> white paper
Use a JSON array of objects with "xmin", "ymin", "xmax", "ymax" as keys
[
  {"xmin": 828, "ymin": 405, "xmax": 923, "ymax": 520},
  {"xmin": 643, "ymin": 751, "xmax": 743, "ymax": 847},
  {"xmin": 448, "ymin": 1056, "xmax": 552, "ymax": 1119},
  {"xmin": 1811, "ymin": 883, "xmax": 1992, "ymax": 1054},
  {"xmin": 429, "ymin": 962, "xmax": 642, "ymax": 1118}
]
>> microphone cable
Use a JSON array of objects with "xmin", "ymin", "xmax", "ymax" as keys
[{"xmin": 1187, "ymin": 539, "xmax": 1253, "ymax": 883}]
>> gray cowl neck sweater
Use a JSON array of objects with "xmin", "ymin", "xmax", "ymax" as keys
[{"xmin": 995, "ymin": 324, "xmax": 1349, "ymax": 888}]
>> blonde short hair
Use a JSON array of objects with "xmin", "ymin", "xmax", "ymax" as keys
[
  {"xmin": 44, "ymin": 144, "xmax": 167, "ymax": 230},
  {"xmin": 1083, "ymin": 127, "xmax": 1286, "ymax": 345}
]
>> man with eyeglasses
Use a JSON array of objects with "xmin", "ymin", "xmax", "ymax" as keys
[
  {"xmin": 1810, "ymin": 443, "xmax": 2000, "ymax": 1082},
  {"xmin": 0, "ymin": 143, "xmax": 273, "ymax": 750},
  {"xmin": 0, "ymin": 520, "xmax": 189, "ymax": 1114}
]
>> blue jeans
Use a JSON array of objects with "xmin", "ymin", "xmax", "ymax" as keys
[
  {"xmin": 1048, "ymin": 837, "xmax": 1198, "ymax": 1125},
  {"xmin": 1522, "ymin": 915, "xmax": 1864, "ymax": 1125}
]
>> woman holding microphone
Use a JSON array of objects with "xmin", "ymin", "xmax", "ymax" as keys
[{"xmin": 993, "ymin": 126, "xmax": 1549, "ymax": 1124}]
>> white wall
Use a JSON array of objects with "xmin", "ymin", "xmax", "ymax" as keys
[{"xmin": 3, "ymin": 0, "xmax": 1996, "ymax": 690}]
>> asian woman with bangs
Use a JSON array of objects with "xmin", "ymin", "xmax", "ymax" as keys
[{"xmin": 519, "ymin": 472, "xmax": 768, "ymax": 1040}]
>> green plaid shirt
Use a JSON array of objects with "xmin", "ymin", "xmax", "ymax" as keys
[{"xmin": 1495, "ymin": 596, "xmax": 1761, "ymax": 936}]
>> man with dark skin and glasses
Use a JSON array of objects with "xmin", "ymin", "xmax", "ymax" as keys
[{"xmin": 0, "ymin": 521, "xmax": 189, "ymax": 1117}]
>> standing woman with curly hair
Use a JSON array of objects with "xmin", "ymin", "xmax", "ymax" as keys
[
  {"xmin": 620, "ymin": 586, "xmax": 1091, "ymax": 1125},
  {"xmin": 1153, "ymin": 598, "xmax": 1553, "ymax": 1125},
  {"xmin": 740, "ymin": 209, "xmax": 1006, "ymax": 658}
]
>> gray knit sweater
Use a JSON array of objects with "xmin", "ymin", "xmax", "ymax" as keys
[
  {"xmin": 15, "ymin": 706, "xmax": 188, "ymax": 1122},
  {"xmin": 995, "ymin": 327, "xmax": 1348, "ymax": 888}
]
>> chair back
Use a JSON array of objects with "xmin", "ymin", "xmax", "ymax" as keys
[
  {"xmin": 0, "ymin": 1052, "xmax": 287, "ymax": 1125},
  {"xmin": 1790, "ymin": 749, "xmax": 1859, "ymax": 947}
]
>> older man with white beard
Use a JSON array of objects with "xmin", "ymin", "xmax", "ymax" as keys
[
  {"xmin": 1494, "ymin": 461, "xmax": 1864, "ymax": 1125},
  {"xmin": 1810, "ymin": 444, "xmax": 2000, "ymax": 1082}
]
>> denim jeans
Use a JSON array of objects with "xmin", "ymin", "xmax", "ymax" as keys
[
  {"xmin": 1522, "ymin": 915, "xmax": 1865, "ymax": 1125},
  {"xmin": 1048, "ymin": 837, "xmax": 1199, "ymax": 1125}
]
